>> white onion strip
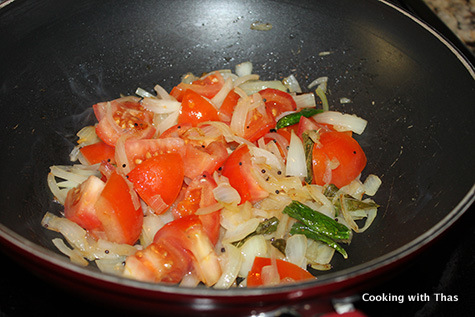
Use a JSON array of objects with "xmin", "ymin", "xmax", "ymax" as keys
[{"xmin": 313, "ymin": 111, "xmax": 368, "ymax": 135}]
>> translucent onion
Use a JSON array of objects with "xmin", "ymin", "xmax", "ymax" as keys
[
  {"xmin": 313, "ymin": 111, "xmax": 368, "ymax": 135},
  {"xmin": 47, "ymin": 173, "xmax": 68, "ymax": 204},
  {"xmin": 306, "ymin": 239, "xmax": 335, "ymax": 270},
  {"xmin": 285, "ymin": 234, "xmax": 308, "ymax": 269},
  {"xmin": 141, "ymin": 97, "xmax": 181, "ymax": 114},
  {"xmin": 234, "ymin": 74, "xmax": 260, "ymax": 88},
  {"xmin": 223, "ymin": 218, "xmax": 260, "ymax": 244},
  {"xmin": 239, "ymin": 235, "xmax": 268, "ymax": 277},
  {"xmin": 308, "ymin": 76, "xmax": 328, "ymax": 90},
  {"xmin": 230, "ymin": 94, "xmax": 251, "ymax": 137},
  {"xmin": 261, "ymin": 261, "xmax": 280, "ymax": 286},
  {"xmin": 293, "ymin": 93, "xmax": 316, "ymax": 109},
  {"xmin": 238, "ymin": 80, "xmax": 287, "ymax": 95},
  {"xmin": 52, "ymin": 238, "xmax": 88, "ymax": 266},
  {"xmin": 95, "ymin": 257, "xmax": 127, "ymax": 275},
  {"xmin": 364, "ymin": 174, "xmax": 382, "ymax": 196},
  {"xmin": 214, "ymin": 243, "xmax": 243, "ymax": 289},
  {"xmin": 154, "ymin": 84, "xmax": 175, "ymax": 100},
  {"xmin": 249, "ymin": 146, "xmax": 283, "ymax": 170},
  {"xmin": 213, "ymin": 183, "xmax": 241, "ymax": 205},
  {"xmin": 283, "ymin": 74, "xmax": 302, "ymax": 93},
  {"xmin": 135, "ymin": 87, "xmax": 154, "ymax": 98},
  {"xmin": 195, "ymin": 202, "xmax": 223, "ymax": 215},
  {"xmin": 114, "ymin": 135, "xmax": 132, "ymax": 175},
  {"xmin": 211, "ymin": 77, "xmax": 234, "ymax": 108},
  {"xmin": 235, "ymin": 61, "xmax": 253, "ymax": 77},
  {"xmin": 158, "ymin": 110, "xmax": 179, "ymax": 135},
  {"xmin": 285, "ymin": 130, "xmax": 307, "ymax": 178},
  {"xmin": 315, "ymin": 86, "xmax": 329, "ymax": 112}
]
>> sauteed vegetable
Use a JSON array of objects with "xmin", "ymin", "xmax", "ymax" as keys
[{"xmin": 42, "ymin": 62, "xmax": 381, "ymax": 288}]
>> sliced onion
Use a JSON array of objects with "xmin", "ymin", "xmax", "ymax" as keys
[
  {"xmin": 223, "ymin": 218, "xmax": 260, "ymax": 244},
  {"xmin": 308, "ymin": 76, "xmax": 328, "ymax": 90},
  {"xmin": 315, "ymin": 86, "xmax": 329, "ymax": 112},
  {"xmin": 263, "ymin": 132, "xmax": 289, "ymax": 158},
  {"xmin": 283, "ymin": 74, "xmax": 302, "ymax": 93},
  {"xmin": 249, "ymin": 146, "xmax": 283, "ymax": 170},
  {"xmin": 158, "ymin": 110, "xmax": 179, "ymax": 135},
  {"xmin": 211, "ymin": 77, "xmax": 234, "ymax": 108},
  {"xmin": 239, "ymin": 235, "xmax": 268, "ymax": 277},
  {"xmin": 313, "ymin": 111, "xmax": 368, "ymax": 135},
  {"xmin": 285, "ymin": 234, "xmax": 307, "ymax": 269},
  {"xmin": 95, "ymin": 257, "xmax": 127, "ymax": 275},
  {"xmin": 195, "ymin": 202, "xmax": 223, "ymax": 215},
  {"xmin": 135, "ymin": 87, "xmax": 154, "ymax": 98},
  {"xmin": 141, "ymin": 97, "xmax": 181, "ymax": 114},
  {"xmin": 364, "ymin": 174, "xmax": 382, "ymax": 196},
  {"xmin": 114, "ymin": 134, "xmax": 132, "ymax": 175},
  {"xmin": 238, "ymin": 80, "xmax": 287, "ymax": 95},
  {"xmin": 340, "ymin": 97, "xmax": 352, "ymax": 104},
  {"xmin": 154, "ymin": 84, "xmax": 175, "ymax": 100},
  {"xmin": 213, "ymin": 183, "xmax": 241, "ymax": 205},
  {"xmin": 52, "ymin": 238, "xmax": 88, "ymax": 266},
  {"xmin": 234, "ymin": 74, "xmax": 260, "ymax": 88},
  {"xmin": 47, "ymin": 173, "xmax": 69, "ymax": 204},
  {"xmin": 235, "ymin": 61, "xmax": 253, "ymax": 77},
  {"xmin": 261, "ymin": 261, "xmax": 280, "ymax": 286},
  {"xmin": 285, "ymin": 130, "xmax": 307, "ymax": 178},
  {"xmin": 214, "ymin": 243, "xmax": 243, "ymax": 289},
  {"xmin": 230, "ymin": 94, "xmax": 251, "ymax": 137},
  {"xmin": 293, "ymin": 93, "xmax": 316, "ymax": 109},
  {"xmin": 306, "ymin": 239, "xmax": 335, "ymax": 270},
  {"xmin": 179, "ymin": 271, "xmax": 201, "ymax": 287}
]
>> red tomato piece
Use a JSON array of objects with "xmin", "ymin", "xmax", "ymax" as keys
[
  {"xmin": 79, "ymin": 141, "xmax": 116, "ymax": 165},
  {"xmin": 221, "ymin": 145, "xmax": 268, "ymax": 204},
  {"xmin": 94, "ymin": 172, "xmax": 143, "ymax": 245},
  {"xmin": 173, "ymin": 173, "xmax": 221, "ymax": 244},
  {"xmin": 312, "ymin": 131, "xmax": 367, "ymax": 188},
  {"xmin": 182, "ymin": 140, "xmax": 228, "ymax": 180},
  {"xmin": 247, "ymin": 257, "xmax": 315, "ymax": 287},
  {"xmin": 218, "ymin": 89, "xmax": 241, "ymax": 122},
  {"xmin": 259, "ymin": 88, "xmax": 297, "ymax": 120},
  {"xmin": 170, "ymin": 72, "xmax": 225, "ymax": 101},
  {"xmin": 64, "ymin": 175, "xmax": 105, "ymax": 237},
  {"xmin": 93, "ymin": 96, "xmax": 156, "ymax": 146},
  {"xmin": 127, "ymin": 153, "xmax": 185, "ymax": 215},
  {"xmin": 178, "ymin": 89, "xmax": 220, "ymax": 126},
  {"xmin": 242, "ymin": 105, "xmax": 276, "ymax": 143},
  {"xmin": 153, "ymin": 215, "xmax": 221, "ymax": 286}
]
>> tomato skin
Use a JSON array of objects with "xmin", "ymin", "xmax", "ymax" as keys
[
  {"xmin": 178, "ymin": 89, "xmax": 220, "ymax": 126},
  {"xmin": 93, "ymin": 97, "xmax": 156, "ymax": 146},
  {"xmin": 153, "ymin": 214, "xmax": 222, "ymax": 286},
  {"xmin": 259, "ymin": 88, "xmax": 297, "ymax": 120},
  {"xmin": 64, "ymin": 175, "xmax": 105, "ymax": 236},
  {"xmin": 218, "ymin": 89, "xmax": 241, "ymax": 122},
  {"xmin": 312, "ymin": 131, "xmax": 367, "ymax": 188},
  {"xmin": 170, "ymin": 72, "xmax": 225, "ymax": 102},
  {"xmin": 247, "ymin": 257, "xmax": 315, "ymax": 287},
  {"xmin": 173, "ymin": 173, "xmax": 221, "ymax": 245},
  {"xmin": 243, "ymin": 105, "xmax": 276, "ymax": 143},
  {"xmin": 182, "ymin": 140, "xmax": 228, "ymax": 180},
  {"xmin": 127, "ymin": 153, "xmax": 185, "ymax": 214},
  {"xmin": 221, "ymin": 145, "xmax": 268, "ymax": 204},
  {"xmin": 94, "ymin": 172, "xmax": 143, "ymax": 245},
  {"xmin": 80, "ymin": 141, "xmax": 116, "ymax": 165}
]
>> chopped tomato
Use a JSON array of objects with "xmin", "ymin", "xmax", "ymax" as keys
[
  {"xmin": 221, "ymin": 145, "xmax": 268, "ymax": 204},
  {"xmin": 173, "ymin": 173, "xmax": 221, "ymax": 244},
  {"xmin": 127, "ymin": 153, "xmax": 185, "ymax": 215},
  {"xmin": 182, "ymin": 140, "xmax": 228, "ymax": 180},
  {"xmin": 312, "ymin": 131, "xmax": 367, "ymax": 188},
  {"xmin": 218, "ymin": 89, "xmax": 241, "ymax": 122},
  {"xmin": 170, "ymin": 72, "xmax": 225, "ymax": 102},
  {"xmin": 242, "ymin": 104, "xmax": 276, "ymax": 142},
  {"xmin": 259, "ymin": 88, "xmax": 297, "ymax": 120},
  {"xmin": 93, "ymin": 96, "xmax": 156, "ymax": 146},
  {"xmin": 79, "ymin": 141, "xmax": 116, "ymax": 165},
  {"xmin": 247, "ymin": 257, "xmax": 315, "ymax": 287},
  {"xmin": 94, "ymin": 172, "xmax": 143, "ymax": 245},
  {"xmin": 153, "ymin": 215, "xmax": 221, "ymax": 286},
  {"xmin": 123, "ymin": 137, "xmax": 186, "ymax": 171},
  {"xmin": 178, "ymin": 89, "xmax": 220, "ymax": 126},
  {"xmin": 124, "ymin": 240, "xmax": 192, "ymax": 283},
  {"xmin": 64, "ymin": 175, "xmax": 105, "ymax": 237}
]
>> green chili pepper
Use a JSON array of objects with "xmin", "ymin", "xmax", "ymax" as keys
[{"xmin": 276, "ymin": 108, "xmax": 323, "ymax": 130}]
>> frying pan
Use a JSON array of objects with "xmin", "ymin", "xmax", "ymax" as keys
[{"xmin": 0, "ymin": 0, "xmax": 474, "ymax": 315}]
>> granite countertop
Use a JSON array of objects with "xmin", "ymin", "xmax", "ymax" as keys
[{"xmin": 424, "ymin": 0, "xmax": 475, "ymax": 54}]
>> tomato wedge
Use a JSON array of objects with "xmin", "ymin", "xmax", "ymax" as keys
[
  {"xmin": 312, "ymin": 131, "xmax": 367, "ymax": 188},
  {"xmin": 127, "ymin": 153, "xmax": 185, "ymax": 215},
  {"xmin": 259, "ymin": 88, "xmax": 297, "ymax": 120},
  {"xmin": 182, "ymin": 140, "xmax": 228, "ymax": 180},
  {"xmin": 93, "ymin": 96, "xmax": 156, "ymax": 146},
  {"xmin": 173, "ymin": 173, "xmax": 221, "ymax": 245},
  {"xmin": 80, "ymin": 141, "xmax": 116, "ymax": 165},
  {"xmin": 94, "ymin": 172, "xmax": 143, "ymax": 245},
  {"xmin": 170, "ymin": 72, "xmax": 225, "ymax": 101},
  {"xmin": 218, "ymin": 89, "xmax": 241, "ymax": 122},
  {"xmin": 178, "ymin": 89, "xmax": 220, "ymax": 126},
  {"xmin": 247, "ymin": 257, "xmax": 315, "ymax": 287},
  {"xmin": 242, "ymin": 104, "xmax": 276, "ymax": 143},
  {"xmin": 221, "ymin": 145, "xmax": 268, "ymax": 203},
  {"xmin": 153, "ymin": 215, "xmax": 222, "ymax": 286},
  {"xmin": 64, "ymin": 175, "xmax": 105, "ymax": 237}
]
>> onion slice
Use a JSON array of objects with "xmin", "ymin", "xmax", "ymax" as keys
[{"xmin": 313, "ymin": 111, "xmax": 368, "ymax": 135}]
